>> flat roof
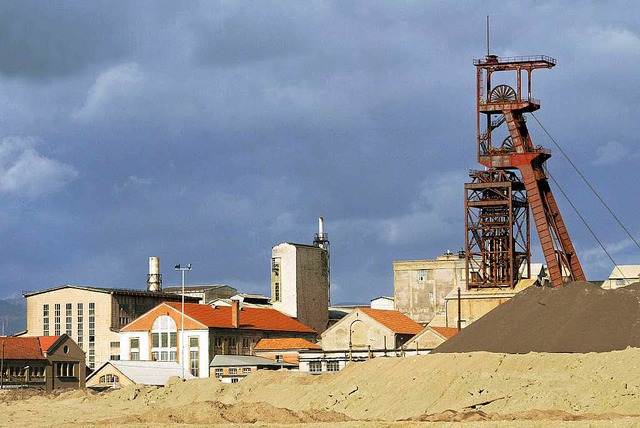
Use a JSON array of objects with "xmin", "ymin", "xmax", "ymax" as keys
[{"xmin": 23, "ymin": 285, "xmax": 199, "ymax": 301}]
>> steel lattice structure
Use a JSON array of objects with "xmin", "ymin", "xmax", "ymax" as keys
[
  {"xmin": 465, "ymin": 54, "xmax": 585, "ymax": 289},
  {"xmin": 465, "ymin": 169, "xmax": 530, "ymax": 289}
]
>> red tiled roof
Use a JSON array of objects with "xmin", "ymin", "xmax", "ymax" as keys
[
  {"xmin": 39, "ymin": 336, "xmax": 61, "ymax": 352},
  {"xmin": 430, "ymin": 326, "xmax": 459, "ymax": 339},
  {"xmin": 254, "ymin": 338, "xmax": 321, "ymax": 351},
  {"xmin": 0, "ymin": 337, "xmax": 49, "ymax": 360},
  {"xmin": 123, "ymin": 303, "xmax": 316, "ymax": 333},
  {"xmin": 360, "ymin": 308, "xmax": 423, "ymax": 335}
]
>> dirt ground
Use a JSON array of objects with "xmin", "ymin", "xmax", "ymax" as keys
[{"xmin": 3, "ymin": 348, "xmax": 640, "ymax": 427}]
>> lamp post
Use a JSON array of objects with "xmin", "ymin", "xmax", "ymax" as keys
[
  {"xmin": 174, "ymin": 263, "xmax": 192, "ymax": 379},
  {"xmin": 348, "ymin": 318, "xmax": 363, "ymax": 362}
]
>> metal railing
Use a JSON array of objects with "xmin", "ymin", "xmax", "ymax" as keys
[{"xmin": 474, "ymin": 55, "xmax": 556, "ymax": 66}]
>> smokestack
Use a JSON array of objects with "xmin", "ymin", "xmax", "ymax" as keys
[
  {"xmin": 147, "ymin": 257, "xmax": 162, "ymax": 292},
  {"xmin": 231, "ymin": 299, "xmax": 240, "ymax": 328},
  {"xmin": 313, "ymin": 216, "xmax": 329, "ymax": 250}
]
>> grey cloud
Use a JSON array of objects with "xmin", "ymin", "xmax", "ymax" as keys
[
  {"xmin": 0, "ymin": 137, "xmax": 78, "ymax": 199},
  {"xmin": 0, "ymin": 2, "xmax": 135, "ymax": 79}
]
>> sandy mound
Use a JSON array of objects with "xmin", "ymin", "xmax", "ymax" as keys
[
  {"xmin": 433, "ymin": 281, "xmax": 640, "ymax": 353},
  {"xmin": 4, "ymin": 349, "xmax": 640, "ymax": 425}
]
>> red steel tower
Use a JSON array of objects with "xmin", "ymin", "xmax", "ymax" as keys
[{"xmin": 465, "ymin": 54, "xmax": 586, "ymax": 288}]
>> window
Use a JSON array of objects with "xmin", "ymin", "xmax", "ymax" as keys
[
  {"xmin": 99, "ymin": 374, "xmax": 119, "ymax": 384},
  {"xmin": 229, "ymin": 367, "xmax": 238, "ymax": 375},
  {"xmin": 65, "ymin": 303, "xmax": 72, "ymax": 335},
  {"xmin": 242, "ymin": 338, "xmax": 251, "ymax": 354},
  {"xmin": 130, "ymin": 338, "xmax": 140, "ymax": 361},
  {"xmin": 56, "ymin": 362, "xmax": 75, "ymax": 378},
  {"xmin": 151, "ymin": 315, "xmax": 177, "ymax": 362},
  {"xmin": 77, "ymin": 303, "xmax": 84, "ymax": 349},
  {"xmin": 88, "ymin": 344, "xmax": 95, "ymax": 369},
  {"xmin": 229, "ymin": 337, "xmax": 237, "ymax": 355},
  {"xmin": 43, "ymin": 304, "xmax": 50, "ymax": 336},
  {"xmin": 214, "ymin": 368, "xmax": 223, "ymax": 378},
  {"xmin": 418, "ymin": 269, "xmax": 427, "ymax": 281},
  {"xmin": 54, "ymin": 304, "xmax": 61, "ymax": 335},
  {"xmin": 429, "ymin": 292, "xmax": 435, "ymax": 303},
  {"xmin": 271, "ymin": 257, "xmax": 281, "ymax": 302},
  {"xmin": 88, "ymin": 303, "xmax": 95, "ymax": 344},
  {"xmin": 231, "ymin": 378, "xmax": 239, "ymax": 383},
  {"xmin": 189, "ymin": 336, "xmax": 199, "ymax": 377},
  {"xmin": 242, "ymin": 367, "xmax": 252, "ymax": 374},
  {"xmin": 309, "ymin": 361, "xmax": 322, "ymax": 373},
  {"xmin": 327, "ymin": 361, "xmax": 339, "ymax": 372}
]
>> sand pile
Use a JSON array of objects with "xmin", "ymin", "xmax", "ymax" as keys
[
  {"xmin": 433, "ymin": 281, "xmax": 640, "ymax": 354},
  {"xmin": 4, "ymin": 348, "xmax": 640, "ymax": 425}
]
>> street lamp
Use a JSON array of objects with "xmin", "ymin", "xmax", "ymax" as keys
[
  {"xmin": 174, "ymin": 263, "xmax": 192, "ymax": 378},
  {"xmin": 348, "ymin": 318, "xmax": 363, "ymax": 362}
]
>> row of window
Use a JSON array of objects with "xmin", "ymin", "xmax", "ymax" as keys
[
  {"xmin": 213, "ymin": 367, "xmax": 252, "ymax": 378},
  {"xmin": 309, "ymin": 361, "xmax": 340, "ymax": 373},
  {"xmin": 56, "ymin": 362, "xmax": 76, "ymax": 378},
  {"xmin": 1, "ymin": 365, "xmax": 46, "ymax": 378},
  {"xmin": 42, "ymin": 303, "xmax": 95, "ymax": 346}
]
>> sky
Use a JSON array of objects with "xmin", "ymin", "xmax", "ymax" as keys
[{"xmin": 1, "ymin": 1, "xmax": 639, "ymax": 304}]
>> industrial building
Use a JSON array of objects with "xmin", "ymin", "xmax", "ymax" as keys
[
  {"xmin": 22, "ymin": 257, "xmax": 200, "ymax": 370},
  {"xmin": 0, "ymin": 334, "xmax": 85, "ymax": 391},
  {"xmin": 299, "ymin": 308, "xmax": 422, "ymax": 373},
  {"xmin": 86, "ymin": 360, "xmax": 194, "ymax": 389},
  {"xmin": 119, "ymin": 299, "xmax": 316, "ymax": 378},
  {"xmin": 271, "ymin": 217, "xmax": 330, "ymax": 334},
  {"xmin": 393, "ymin": 251, "xmax": 467, "ymax": 324}
]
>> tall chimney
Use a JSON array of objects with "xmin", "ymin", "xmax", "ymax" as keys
[
  {"xmin": 313, "ymin": 216, "xmax": 329, "ymax": 250},
  {"xmin": 231, "ymin": 299, "xmax": 240, "ymax": 328},
  {"xmin": 147, "ymin": 257, "xmax": 162, "ymax": 292}
]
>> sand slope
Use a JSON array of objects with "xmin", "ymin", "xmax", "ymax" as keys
[{"xmin": 3, "ymin": 348, "xmax": 640, "ymax": 426}]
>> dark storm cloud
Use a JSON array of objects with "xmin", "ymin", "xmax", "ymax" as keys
[
  {"xmin": 0, "ymin": 2, "xmax": 136, "ymax": 78},
  {"xmin": 1, "ymin": 1, "xmax": 639, "ymax": 304}
]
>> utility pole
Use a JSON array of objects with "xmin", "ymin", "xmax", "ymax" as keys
[
  {"xmin": 1, "ymin": 340, "xmax": 5, "ymax": 389},
  {"xmin": 174, "ymin": 263, "xmax": 192, "ymax": 379}
]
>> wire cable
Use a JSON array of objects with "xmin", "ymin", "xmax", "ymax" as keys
[
  {"xmin": 546, "ymin": 170, "xmax": 620, "ymax": 275},
  {"xmin": 531, "ymin": 112, "xmax": 640, "ymax": 251}
]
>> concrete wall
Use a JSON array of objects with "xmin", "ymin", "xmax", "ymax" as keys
[
  {"xmin": 393, "ymin": 254, "xmax": 466, "ymax": 324},
  {"xmin": 444, "ymin": 291, "xmax": 515, "ymax": 328},
  {"xmin": 321, "ymin": 309, "xmax": 395, "ymax": 352},
  {"xmin": 85, "ymin": 365, "xmax": 134, "ymax": 388},
  {"xmin": 271, "ymin": 243, "xmax": 329, "ymax": 334},
  {"xmin": 26, "ymin": 288, "xmax": 116, "ymax": 370},
  {"xmin": 47, "ymin": 335, "xmax": 86, "ymax": 391}
]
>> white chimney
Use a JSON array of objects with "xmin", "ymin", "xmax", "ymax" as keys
[{"xmin": 147, "ymin": 256, "xmax": 162, "ymax": 292}]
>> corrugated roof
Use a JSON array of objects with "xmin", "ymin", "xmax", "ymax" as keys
[
  {"xmin": 209, "ymin": 355, "xmax": 295, "ymax": 368},
  {"xmin": 88, "ymin": 361, "xmax": 194, "ymax": 385},
  {"xmin": 360, "ymin": 308, "xmax": 423, "ymax": 335},
  {"xmin": 254, "ymin": 338, "xmax": 320, "ymax": 351},
  {"xmin": 122, "ymin": 302, "xmax": 316, "ymax": 333},
  {"xmin": 609, "ymin": 265, "xmax": 640, "ymax": 280}
]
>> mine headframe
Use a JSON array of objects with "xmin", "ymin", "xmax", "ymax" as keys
[{"xmin": 465, "ymin": 54, "xmax": 586, "ymax": 289}]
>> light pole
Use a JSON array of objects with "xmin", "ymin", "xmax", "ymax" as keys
[
  {"xmin": 348, "ymin": 318, "xmax": 363, "ymax": 362},
  {"xmin": 175, "ymin": 263, "xmax": 192, "ymax": 379}
]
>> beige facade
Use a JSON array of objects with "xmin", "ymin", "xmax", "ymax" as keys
[
  {"xmin": 271, "ymin": 243, "xmax": 329, "ymax": 334},
  {"xmin": 440, "ymin": 279, "xmax": 537, "ymax": 328},
  {"xmin": 393, "ymin": 252, "xmax": 467, "ymax": 324},
  {"xmin": 24, "ymin": 285, "xmax": 197, "ymax": 370},
  {"xmin": 321, "ymin": 308, "xmax": 421, "ymax": 352}
]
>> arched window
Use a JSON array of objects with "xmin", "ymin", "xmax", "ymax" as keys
[
  {"xmin": 99, "ymin": 374, "xmax": 119, "ymax": 384},
  {"xmin": 151, "ymin": 315, "xmax": 177, "ymax": 361}
]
